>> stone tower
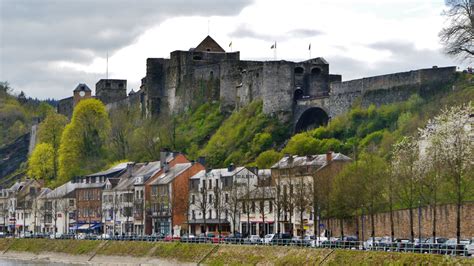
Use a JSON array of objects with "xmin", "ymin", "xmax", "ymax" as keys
[
  {"xmin": 95, "ymin": 79, "xmax": 127, "ymax": 104},
  {"xmin": 73, "ymin": 83, "xmax": 92, "ymax": 106}
]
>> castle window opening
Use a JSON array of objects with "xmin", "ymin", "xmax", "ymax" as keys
[
  {"xmin": 294, "ymin": 88, "xmax": 304, "ymax": 101},
  {"xmin": 206, "ymin": 48, "xmax": 211, "ymax": 51},
  {"xmin": 105, "ymin": 82, "xmax": 111, "ymax": 87},
  {"xmin": 294, "ymin": 67, "xmax": 304, "ymax": 74},
  {"xmin": 311, "ymin": 67, "xmax": 322, "ymax": 75},
  {"xmin": 210, "ymin": 71, "xmax": 214, "ymax": 79},
  {"xmin": 193, "ymin": 55, "xmax": 202, "ymax": 60},
  {"xmin": 118, "ymin": 83, "xmax": 124, "ymax": 88}
]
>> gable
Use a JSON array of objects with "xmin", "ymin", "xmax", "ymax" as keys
[{"xmin": 195, "ymin": 35, "xmax": 225, "ymax": 53}]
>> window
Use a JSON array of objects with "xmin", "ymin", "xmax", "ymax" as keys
[
  {"xmin": 215, "ymin": 179, "xmax": 218, "ymax": 188},
  {"xmin": 311, "ymin": 67, "xmax": 322, "ymax": 75},
  {"xmin": 209, "ymin": 194, "xmax": 213, "ymax": 204},
  {"xmin": 209, "ymin": 209, "xmax": 212, "ymax": 219},
  {"xmin": 225, "ymin": 193, "xmax": 228, "ymax": 203},
  {"xmin": 192, "ymin": 210, "xmax": 195, "ymax": 220},
  {"xmin": 294, "ymin": 67, "xmax": 304, "ymax": 74},
  {"xmin": 69, "ymin": 199, "xmax": 74, "ymax": 207},
  {"xmin": 208, "ymin": 179, "xmax": 212, "ymax": 190},
  {"xmin": 191, "ymin": 195, "xmax": 195, "ymax": 204},
  {"xmin": 269, "ymin": 201, "xmax": 273, "ymax": 213}
]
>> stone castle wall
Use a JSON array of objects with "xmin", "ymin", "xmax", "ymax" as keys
[
  {"xmin": 328, "ymin": 66, "xmax": 456, "ymax": 117},
  {"xmin": 325, "ymin": 202, "xmax": 473, "ymax": 240}
]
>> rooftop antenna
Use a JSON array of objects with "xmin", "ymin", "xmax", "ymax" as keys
[{"xmin": 106, "ymin": 52, "xmax": 109, "ymax": 80}]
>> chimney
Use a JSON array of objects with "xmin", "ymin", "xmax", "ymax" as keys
[
  {"xmin": 227, "ymin": 163, "xmax": 235, "ymax": 172},
  {"xmin": 164, "ymin": 162, "xmax": 170, "ymax": 173},
  {"xmin": 326, "ymin": 151, "xmax": 333, "ymax": 163},
  {"xmin": 126, "ymin": 163, "xmax": 134, "ymax": 177},
  {"xmin": 197, "ymin": 156, "xmax": 206, "ymax": 166},
  {"xmin": 160, "ymin": 148, "xmax": 169, "ymax": 168}
]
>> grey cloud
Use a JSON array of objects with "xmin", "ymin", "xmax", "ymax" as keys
[
  {"xmin": 0, "ymin": 0, "xmax": 252, "ymax": 99},
  {"xmin": 328, "ymin": 41, "xmax": 456, "ymax": 81},
  {"xmin": 230, "ymin": 24, "xmax": 323, "ymax": 41}
]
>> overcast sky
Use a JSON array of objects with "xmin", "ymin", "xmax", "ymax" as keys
[{"xmin": 0, "ymin": 0, "xmax": 466, "ymax": 100}]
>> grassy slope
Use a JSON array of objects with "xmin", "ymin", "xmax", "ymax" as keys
[{"xmin": 0, "ymin": 239, "xmax": 471, "ymax": 265}]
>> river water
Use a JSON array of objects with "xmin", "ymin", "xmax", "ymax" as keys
[{"xmin": 0, "ymin": 258, "xmax": 82, "ymax": 265}]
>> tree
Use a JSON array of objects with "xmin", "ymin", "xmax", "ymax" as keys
[
  {"xmin": 439, "ymin": 0, "xmax": 474, "ymax": 61},
  {"xmin": 27, "ymin": 143, "xmax": 55, "ymax": 183},
  {"xmin": 37, "ymin": 111, "xmax": 68, "ymax": 182},
  {"xmin": 255, "ymin": 150, "xmax": 282, "ymax": 169},
  {"xmin": 358, "ymin": 151, "xmax": 388, "ymax": 243},
  {"xmin": 427, "ymin": 103, "xmax": 473, "ymax": 243},
  {"xmin": 58, "ymin": 99, "xmax": 111, "ymax": 182},
  {"xmin": 330, "ymin": 163, "xmax": 364, "ymax": 238},
  {"xmin": 225, "ymin": 180, "xmax": 244, "ymax": 234},
  {"xmin": 391, "ymin": 136, "xmax": 421, "ymax": 242},
  {"xmin": 293, "ymin": 175, "xmax": 312, "ymax": 236}
]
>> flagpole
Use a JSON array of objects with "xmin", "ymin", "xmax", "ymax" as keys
[{"xmin": 106, "ymin": 52, "xmax": 109, "ymax": 80}]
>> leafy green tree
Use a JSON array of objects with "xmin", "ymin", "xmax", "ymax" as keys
[
  {"xmin": 282, "ymin": 132, "xmax": 319, "ymax": 155},
  {"xmin": 27, "ymin": 143, "xmax": 54, "ymax": 183},
  {"xmin": 255, "ymin": 149, "xmax": 282, "ymax": 169},
  {"xmin": 58, "ymin": 99, "xmax": 111, "ymax": 182},
  {"xmin": 330, "ymin": 163, "xmax": 363, "ymax": 238},
  {"xmin": 37, "ymin": 111, "xmax": 68, "ymax": 182}
]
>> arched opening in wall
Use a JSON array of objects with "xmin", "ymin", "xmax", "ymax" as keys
[
  {"xmin": 294, "ymin": 107, "xmax": 329, "ymax": 133},
  {"xmin": 294, "ymin": 67, "xmax": 304, "ymax": 74},
  {"xmin": 193, "ymin": 55, "xmax": 202, "ymax": 60},
  {"xmin": 311, "ymin": 67, "xmax": 322, "ymax": 75},
  {"xmin": 293, "ymin": 88, "xmax": 304, "ymax": 101},
  {"xmin": 210, "ymin": 71, "xmax": 214, "ymax": 79}
]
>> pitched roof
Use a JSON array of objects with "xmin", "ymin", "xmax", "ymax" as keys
[
  {"xmin": 271, "ymin": 152, "xmax": 351, "ymax": 169},
  {"xmin": 150, "ymin": 163, "xmax": 192, "ymax": 185},
  {"xmin": 85, "ymin": 162, "xmax": 130, "ymax": 177},
  {"xmin": 194, "ymin": 35, "xmax": 225, "ymax": 53},
  {"xmin": 73, "ymin": 83, "xmax": 91, "ymax": 92},
  {"xmin": 206, "ymin": 166, "xmax": 245, "ymax": 178}
]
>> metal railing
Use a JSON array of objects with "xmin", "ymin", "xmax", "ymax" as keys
[{"xmin": 1, "ymin": 233, "xmax": 473, "ymax": 257}]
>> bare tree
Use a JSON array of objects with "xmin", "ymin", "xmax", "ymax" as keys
[
  {"xmin": 194, "ymin": 179, "xmax": 210, "ymax": 235},
  {"xmin": 392, "ymin": 137, "xmax": 422, "ymax": 242},
  {"xmin": 225, "ymin": 180, "xmax": 243, "ymax": 234},
  {"xmin": 294, "ymin": 176, "xmax": 311, "ymax": 236},
  {"xmin": 439, "ymin": 0, "xmax": 474, "ymax": 61}
]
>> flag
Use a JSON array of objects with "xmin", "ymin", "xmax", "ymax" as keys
[
  {"xmin": 229, "ymin": 41, "xmax": 232, "ymax": 47},
  {"xmin": 309, "ymin": 43, "xmax": 311, "ymax": 50},
  {"xmin": 271, "ymin": 41, "xmax": 277, "ymax": 49}
]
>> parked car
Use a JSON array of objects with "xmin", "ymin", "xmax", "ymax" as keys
[
  {"xmin": 224, "ymin": 233, "xmax": 243, "ymax": 244},
  {"xmin": 335, "ymin": 236, "xmax": 359, "ymax": 249},
  {"xmin": 99, "ymin": 233, "xmax": 111, "ymax": 240},
  {"xmin": 465, "ymin": 238, "xmax": 474, "ymax": 256},
  {"xmin": 50, "ymin": 232, "xmax": 63, "ymax": 239},
  {"xmin": 270, "ymin": 233, "xmax": 292, "ymax": 246},
  {"xmin": 244, "ymin": 235, "xmax": 261, "ymax": 244},
  {"xmin": 262, "ymin": 234, "xmax": 275, "ymax": 245},
  {"xmin": 19, "ymin": 232, "xmax": 32, "ymax": 238},
  {"xmin": 439, "ymin": 238, "xmax": 470, "ymax": 255},
  {"xmin": 180, "ymin": 234, "xmax": 196, "ymax": 243},
  {"xmin": 307, "ymin": 235, "xmax": 328, "ymax": 248},
  {"xmin": 363, "ymin": 237, "xmax": 382, "ymax": 250},
  {"xmin": 420, "ymin": 237, "xmax": 448, "ymax": 253}
]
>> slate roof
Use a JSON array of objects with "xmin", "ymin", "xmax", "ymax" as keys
[
  {"xmin": 73, "ymin": 83, "xmax": 91, "ymax": 92},
  {"xmin": 194, "ymin": 35, "xmax": 225, "ymax": 53},
  {"xmin": 271, "ymin": 152, "xmax": 351, "ymax": 169},
  {"xmin": 206, "ymin": 167, "xmax": 245, "ymax": 178},
  {"xmin": 85, "ymin": 162, "xmax": 130, "ymax": 177},
  {"xmin": 149, "ymin": 163, "xmax": 192, "ymax": 185},
  {"xmin": 43, "ymin": 181, "xmax": 79, "ymax": 199}
]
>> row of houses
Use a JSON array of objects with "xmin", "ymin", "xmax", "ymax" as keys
[{"xmin": 0, "ymin": 151, "xmax": 351, "ymax": 237}]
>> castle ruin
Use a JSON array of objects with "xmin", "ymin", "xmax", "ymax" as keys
[{"xmin": 58, "ymin": 36, "xmax": 457, "ymax": 132}]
